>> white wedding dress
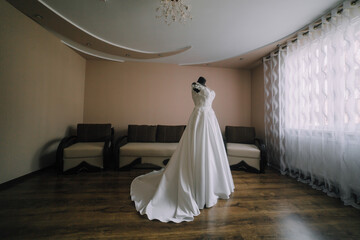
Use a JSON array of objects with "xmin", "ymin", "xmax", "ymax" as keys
[{"xmin": 130, "ymin": 82, "xmax": 234, "ymax": 223}]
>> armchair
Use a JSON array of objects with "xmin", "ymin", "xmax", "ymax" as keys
[
  {"xmin": 56, "ymin": 123, "xmax": 114, "ymax": 173},
  {"xmin": 225, "ymin": 126, "xmax": 266, "ymax": 173}
]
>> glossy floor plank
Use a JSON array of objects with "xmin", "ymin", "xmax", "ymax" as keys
[{"xmin": 0, "ymin": 168, "xmax": 359, "ymax": 240}]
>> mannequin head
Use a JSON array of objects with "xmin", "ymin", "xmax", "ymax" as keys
[{"xmin": 197, "ymin": 76, "xmax": 206, "ymax": 86}]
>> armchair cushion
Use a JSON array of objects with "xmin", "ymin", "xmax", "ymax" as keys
[
  {"xmin": 77, "ymin": 123, "xmax": 112, "ymax": 142},
  {"xmin": 64, "ymin": 142, "xmax": 104, "ymax": 158},
  {"xmin": 156, "ymin": 125, "xmax": 185, "ymax": 143},
  {"xmin": 128, "ymin": 125, "xmax": 157, "ymax": 142},
  {"xmin": 225, "ymin": 126, "xmax": 255, "ymax": 144},
  {"xmin": 226, "ymin": 143, "xmax": 260, "ymax": 159}
]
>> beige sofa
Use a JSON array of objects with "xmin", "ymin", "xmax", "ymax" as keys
[
  {"xmin": 225, "ymin": 126, "xmax": 266, "ymax": 173},
  {"xmin": 56, "ymin": 123, "xmax": 114, "ymax": 173},
  {"xmin": 115, "ymin": 125, "xmax": 185, "ymax": 169}
]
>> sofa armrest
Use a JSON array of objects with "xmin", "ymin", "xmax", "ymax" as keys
[
  {"xmin": 115, "ymin": 135, "xmax": 128, "ymax": 148},
  {"xmin": 255, "ymin": 138, "xmax": 266, "ymax": 173},
  {"xmin": 56, "ymin": 135, "xmax": 77, "ymax": 173},
  {"xmin": 103, "ymin": 131, "xmax": 114, "ymax": 170},
  {"xmin": 114, "ymin": 135, "xmax": 128, "ymax": 170},
  {"xmin": 254, "ymin": 138, "xmax": 265, "ymax": 151}
]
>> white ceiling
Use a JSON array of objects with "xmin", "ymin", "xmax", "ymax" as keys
[{"xmin": 9, "ymin": 0, "xmax": 342, "ymax": 68}]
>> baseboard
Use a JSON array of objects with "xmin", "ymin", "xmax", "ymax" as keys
[{"xmin": 0, "ymin": 165, "xmax": 54, "ymax": 191}]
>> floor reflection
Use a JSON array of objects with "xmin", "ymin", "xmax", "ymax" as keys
[{"xmin": 279, "ymin": 213, "xmax": 325, "ymax": 240}]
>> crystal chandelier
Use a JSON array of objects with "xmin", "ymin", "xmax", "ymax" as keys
[{"xmin": 156, "ymin": 0, "xmax": 192, "ymax": 25}]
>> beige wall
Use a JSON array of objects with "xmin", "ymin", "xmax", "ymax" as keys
[
  {"xmin": 0, "ymin": 1, "xmax": 265, "ymax": 184},
  {"xmin": 0, "ymin": 1, "xmax": 85, "ymax": 184},
  {"xmin": 251, "ymin": 64, "xmax": 265, "ymax": 140},
  {"xmin": 84, "ymin": 61, "xmax": 251, "ymax": 137}
]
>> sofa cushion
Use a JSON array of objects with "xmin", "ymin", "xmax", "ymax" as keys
[
  {"xmin": 128, "ymin": 125, "xmax": 157, "ymax": 142},
  {"xmin": 225, "ymin": 126, "xmax": 255, "ymax": 144},
  {"xmin": 77, "ymin": 123, "xmax": 112, "ymax": 142},
  {"xmin": 64, "ymin": 142, "xmax": 104, "ymax": 158},
  {"xmin": 156, "ymin": 125, "xmax": 185, "ymax": 143},
  {"xmin": 226, "ymin": 143, "xmax": 260, "ymax": 159},
  {"xmin": 120, "ymin": 142, "xmax": 178, "ymax": 157}
]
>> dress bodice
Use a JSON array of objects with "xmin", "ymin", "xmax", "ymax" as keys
[{"xmin": 191, "ymin": 82, "xmax": 215, "ymax": 109}]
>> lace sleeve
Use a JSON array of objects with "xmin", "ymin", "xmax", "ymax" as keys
[{"xmin": 192, "ymin": 82, "xmax": 201, "ymax": 93}]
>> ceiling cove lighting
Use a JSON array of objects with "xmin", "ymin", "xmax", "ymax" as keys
[{"xmin": 156, "ymin": 0, "xmax": 192, "ymax": 25}]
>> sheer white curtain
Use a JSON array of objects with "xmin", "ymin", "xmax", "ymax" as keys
[{"xmin": 264, "ymin": 0, "xmax": 360, "ymax": 208}]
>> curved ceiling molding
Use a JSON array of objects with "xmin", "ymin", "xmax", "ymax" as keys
[
  {"xmin": 7, "ymin": 0, "xmax": 341, "ymax": 68},
  {"xmin": 10, "ymin": 0, "xmax": 191, "ymax": 60},
  {"xmin": 61, "ymin": 40, "xmax": 125, "ymax": 63}
]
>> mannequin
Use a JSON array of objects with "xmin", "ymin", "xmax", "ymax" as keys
[
  {"xmin": 192, "ymin": 76, "xmax": 206, "ymax": 93},
  {"xmin": 130, "ymin": 76, "xmax": 234, "ymax": 223}
]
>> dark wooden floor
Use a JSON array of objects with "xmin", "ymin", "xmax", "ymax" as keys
[{"xmin": 0, "ymin": 168, "xmax": 359, "ymax": 240}]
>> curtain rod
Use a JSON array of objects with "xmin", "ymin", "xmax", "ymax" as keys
[{"xmin": 263, "ymin": 0, "xmax": 359, "ymax": 61}]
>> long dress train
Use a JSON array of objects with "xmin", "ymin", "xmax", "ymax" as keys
[{"xmin": 130, "ymin": 82, "xmax": 234, "ymax": 223}]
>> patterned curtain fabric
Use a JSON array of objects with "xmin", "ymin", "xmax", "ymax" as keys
[{"xmin": 264, "ymin": 0, "xmax": 360, "ymax": 208}]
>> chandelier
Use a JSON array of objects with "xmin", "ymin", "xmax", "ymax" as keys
[{"xmin": 156, "ymin": 0, "xmax": 192, "ymax": 25}]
